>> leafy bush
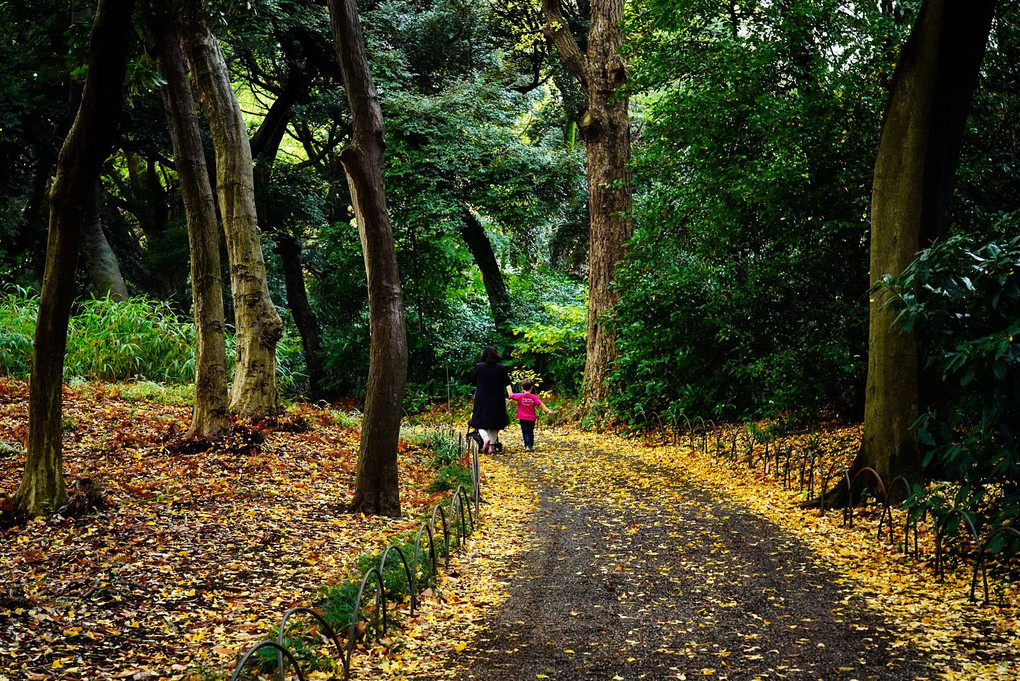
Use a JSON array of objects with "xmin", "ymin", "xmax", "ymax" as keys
[
  {"xmin": 889, "ymin": 232, "xmax": 1020, "ymax": 529},
  {"xmin": 0, "ymin": 292, "xmax": 196, "ymax": 382},
  {"xmin": 0, "ymin": 287, "xmax": 35, "ymax": 377},
  {"xmin": 510, "ymin": 302, "xmax": 586, "ymax": 395},
  {"xmin": 0, "ymin": 290, "xmax": 308, "ymax": 396},
  {"xmin": 66, "ymin": 296, "xmax": 196, "ymax": 382},
  {"xmin": 506, "ymin": 269, "xmax": 587, "ymax": 395}
]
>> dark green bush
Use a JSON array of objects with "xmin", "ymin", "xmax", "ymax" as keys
[{"xmin": 889, "ymin": 232, "xmax": 1020, "ymax": 529}]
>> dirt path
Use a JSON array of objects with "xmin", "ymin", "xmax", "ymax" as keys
[{"xmin": 451, "ymin": 432, "xmax": 937, "ymax": 681}]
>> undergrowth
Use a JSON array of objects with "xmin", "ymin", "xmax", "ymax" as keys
[{"xmin": 0, "ymin": 290, "xmax": 307, "ymax": 396}]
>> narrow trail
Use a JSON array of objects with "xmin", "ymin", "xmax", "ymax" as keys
[{"xmin": 451, "ymin": 431, "xmax": 936, "ymax": 681}]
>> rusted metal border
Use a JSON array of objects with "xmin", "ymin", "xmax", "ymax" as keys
[
  {"xmin": 971, "ymin": 526, "xmax": 1020, "ymax": 604},
  {"xmin": 230, "ymin": 641, "xmax": 308, "ymax": 681}
]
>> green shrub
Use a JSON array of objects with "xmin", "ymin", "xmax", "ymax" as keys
[
  {"xmin": 0, "ymin": 288, "xmax": 37, "ymax": 377},
  {"xmin": 889, "ymin": 232, "xmax": 1020, "ymax": 530},
  {"xmin": 510, "ymin": 302, "xmax": 586, "ymax": 395},
  {"xmin": 0, "ymin": 290, "xmax": 309, "ymax": 396}
]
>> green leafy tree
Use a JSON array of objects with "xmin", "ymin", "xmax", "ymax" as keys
[{"xmin": 613, "ymin": 0, "xmax": 907, "ymax": 421}]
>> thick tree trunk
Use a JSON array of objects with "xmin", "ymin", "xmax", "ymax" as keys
[
  {"xmin": 15, "ymin": 0, "xmax": 135, "ymax": 516},
  {"xmin": 542, "ymin": 0, "xmax": 632, "ymax": 407},
  {"xmin": 147, "ymin": 1, "xmax": 230, "ymax": 438},
  {"xmin": 327, "ymin": 0, "xmax": 408, "ymax": 517},
  {"xmin": 179, "ymin": 0, "xmax": 284, "ymax": 416},
  {"xmin": 460, "ymin": 208, "xmax": 512, "ymax": 339},
  {"xmin": 82, "ymin": 182, "xmax": 129, "ymax": 301},
  {"xmin": 862, "ymin": 0, "xmax": 993, "ymax": 484}
]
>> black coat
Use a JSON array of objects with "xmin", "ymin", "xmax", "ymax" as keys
[{"xmin": 469, "ymin": 361, "xmax": 511, "ymax": 430}]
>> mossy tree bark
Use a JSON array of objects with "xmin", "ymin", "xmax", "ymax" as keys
[
  {"xmin": 542, "ymin": 0, "xmax": 633, "ymax": 408},
  {"xmin": 862, "ymin": 0, "xmax": 994, "ymax": 484},
  {"xmin": 179, "ymin": 0, "xmax": 284, "ymax": 416},
  {"xmin": 16, "ymin": 0, "xmax": 135, "ymax": 516},
  {"xmin": 327, "ymin": 0, "xmax": 408, "ymax": 516},
  {"xmin": 147, "ymin": 1, "xmax": 230, "ymax": 438}
]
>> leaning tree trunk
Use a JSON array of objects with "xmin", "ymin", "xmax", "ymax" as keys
[
  {"xmin": 15, "ymin": 0, "xmax": 135, "ymax": 516},
  {"xmin": 542, "ymin": 0, "xmax": 632, "ymax": 407},
  {"xmin": 179, "ymin": 0, "xmax": 284, "ymax": 416},
  {"xmin": 327, "ymin": 0, "xmax": 408, "ymax": 517},
  {"xmin": 147, "ymin": 0, "xmax": 230, "ymax": 438},
  {"xmin": 460, "ymin": 207, "xmax": 512, "ymax": 340},
  {"xmin": 861, "ymin": 0, "xmax": 994, "ymax": 485},
  {"xmin": 274, "ymin": 233, "xmax": 327, "ymax": 399},
  {"xmin": 82, "ymin": 181, "xmax": 130, "ymax": 301}
]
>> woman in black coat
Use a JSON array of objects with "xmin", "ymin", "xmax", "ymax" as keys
[{"xmin": 470, "ymin": 346, "xmax": 511, "ymax": 453}]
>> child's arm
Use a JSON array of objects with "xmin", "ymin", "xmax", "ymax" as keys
[{"xmin": 537, "ymin": 396, "xmax": 552, "ymax": 415}]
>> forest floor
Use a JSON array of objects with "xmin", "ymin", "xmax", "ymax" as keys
[
  {"xmin": 0, "ymin": 379, "xmax": 450, "ymax": 680},
  {"xmin": 1, "ymin": 381, "xmax": 1018, "ymax": 680}
]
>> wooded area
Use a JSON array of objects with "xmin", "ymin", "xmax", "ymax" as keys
[
  {"xmin": 2, "ymin": 0, "xmax": 1020, "ymax": 678},
  {"xmin": 1, "ymin": 0, "xmax": 1018, "ymax": 592}
]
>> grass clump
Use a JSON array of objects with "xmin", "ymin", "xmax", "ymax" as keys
[{"xmin": 0, "ymin": 290, "xmax": 194, "ymax": 382}]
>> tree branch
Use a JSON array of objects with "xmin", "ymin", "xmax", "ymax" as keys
[{"xmin": 541, "ymin": 0, "xmax": 588, "ymax": 87}]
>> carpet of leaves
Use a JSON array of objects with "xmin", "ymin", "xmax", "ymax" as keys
[
  {"xmin": 3, "ymin": 382, "xmax": 1018, "ymax": 681},
  {"xmin": 575, "ymin": 425, "xmax": 1020, "ymax": 680},
  {"xmin": 0, "ymin": 380, "xmax": 442, "ymax": 681},
  {"xmin": 343, "ymin": 452, "xmax": 538, "ymax": 680},
  {"xmin": 378, "ymin": 425, "xmax": 1018, "ymax": 680}
]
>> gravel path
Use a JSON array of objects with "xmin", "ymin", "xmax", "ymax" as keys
[{"xmin": 453, "ymin": 433, "xmax": 937, "ymax": 681}]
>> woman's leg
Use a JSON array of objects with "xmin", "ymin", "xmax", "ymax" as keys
[{"xmin": 478, "ymin": 428, "xmax": 491, "ymax": 452}]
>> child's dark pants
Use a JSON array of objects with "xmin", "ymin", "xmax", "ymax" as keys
[{"xmin": 520, "ymin": 419, "xmax": 535, "ymax": 449}]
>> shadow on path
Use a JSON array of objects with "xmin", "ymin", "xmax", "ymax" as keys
[{"xmin": 451, "ymin": 433, "xmax": 937, "ymax": 681}]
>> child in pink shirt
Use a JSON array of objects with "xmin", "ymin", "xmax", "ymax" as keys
[{"xmin": 508, "ymin": 379, "xmax": 552, "ymax": 451}]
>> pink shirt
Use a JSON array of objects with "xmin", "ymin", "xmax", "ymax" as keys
[{"xmin": 510, "ymin": 392, "xmax": 544, "ymax": 421}]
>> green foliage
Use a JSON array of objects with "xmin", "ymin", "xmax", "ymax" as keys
[
  {"xmin": 889, "ymin": 231, "xmax": 1020, "ymax": 529},
  {"xmin": 114, "ymin": 381, "xmax": 193, "ymax": 405},
  {"xmin": 409, "ymin": 427, "xmax": 461, "ymax": 467},
  {"xmin": 507, "ymin": 268, "xmax": 586, "ymax": 394},
  {"xmin": 0, "ymin": 292, "xmax": 196, "ymax": 382},
  {"xmin": 511, "ymin": 302, "xmax": 586, "ymax": 395},
  {"xmin": 611, "ymin": 0, "xmax": 905, "ymax": 423},
  {"xmin": 0, "ymin": 290, "xmax": 307, "ymax": 395},
  {"xmin": 0, "ymin": 287, "xmax": 36, "ymax": 376},
  {"xmin": 427, "ymin": 463, "xmax": 474, "ymax": 494}
]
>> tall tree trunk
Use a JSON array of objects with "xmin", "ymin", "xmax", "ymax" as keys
[
  {"xmin": 82, "ymin": 181, "xmax": 129, "ymax": 301},
  {"xmin": 862, "ymin": 0, "xmax": 993, "ymax": 483},
  {"xmin": 542, "ymin": 0, "xmax": 632, "ymax": 407},
  {"xmin": 147, "ymin": 0, "xmax": 230, "ymax": 438},
  {"xmin": 327, "ymin": 0, "xmax": 408, "ymax": 517},
  {"xmin": 460, "ymin": 207, "xmax": 512, "ymax": 339},
  {"xmin": 179, "ymin": 0, "xmax": 284, "ymax": 416},
  {"xmin": 15, "ymin": 0, "xmax": 135, "ymax": 516}
]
